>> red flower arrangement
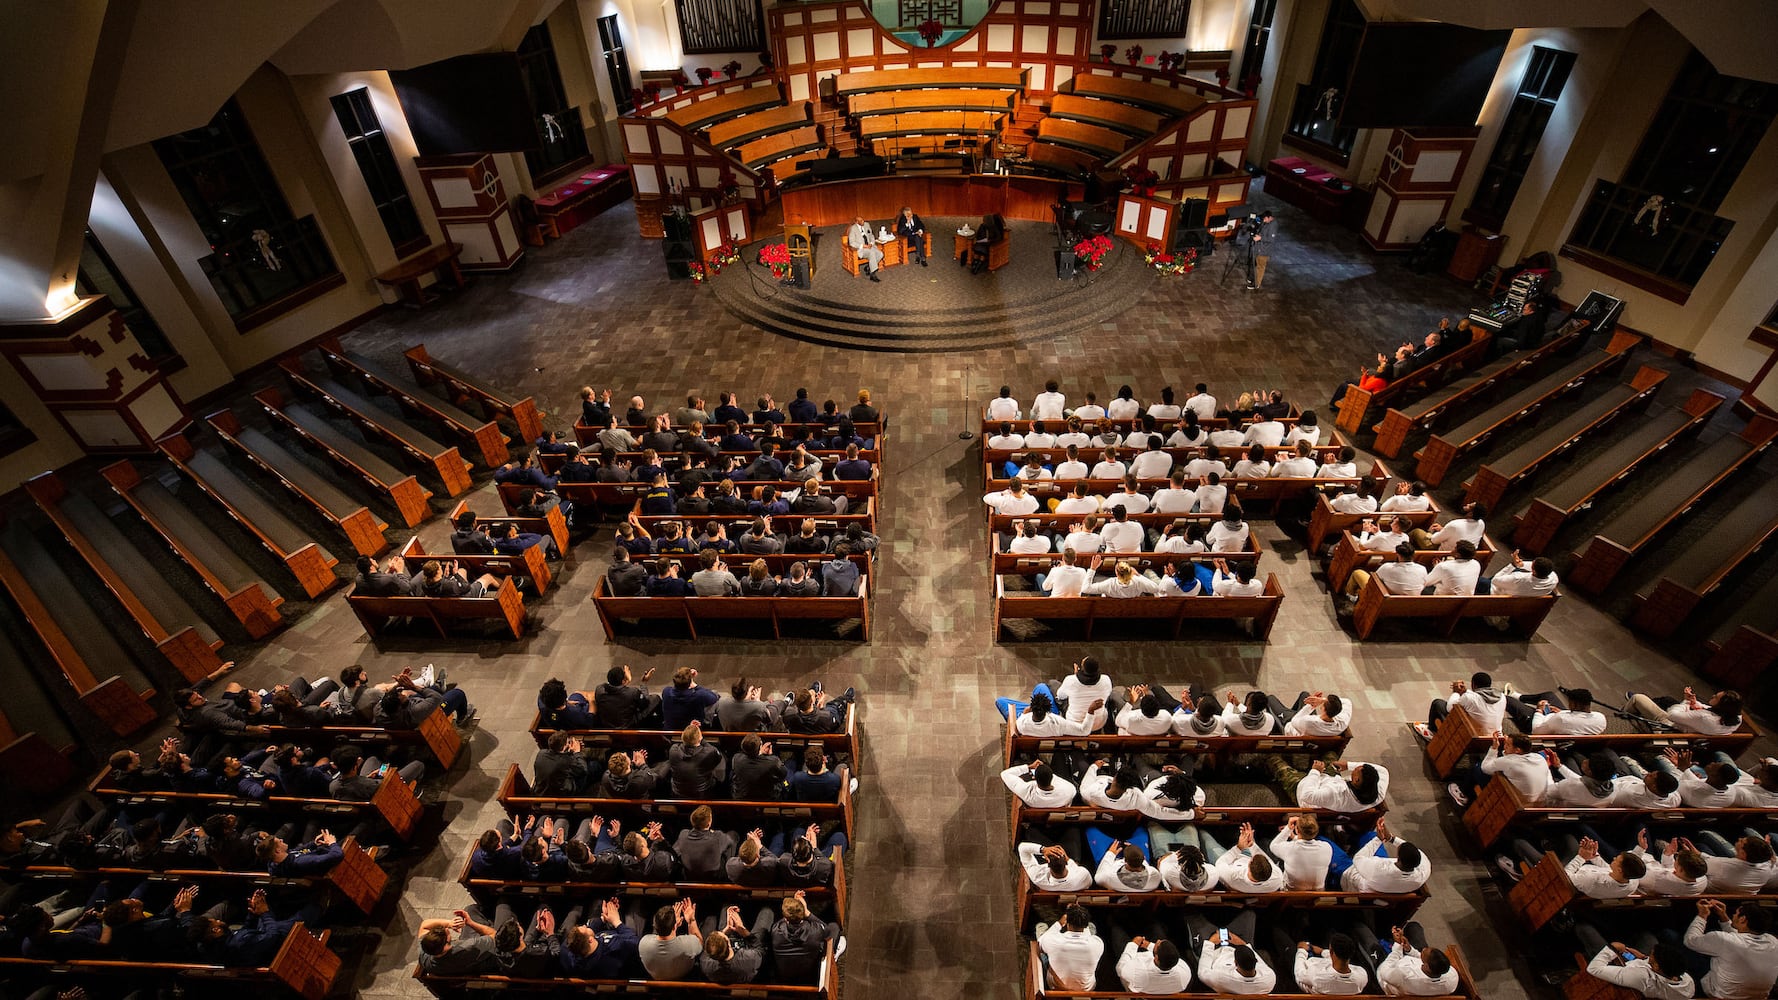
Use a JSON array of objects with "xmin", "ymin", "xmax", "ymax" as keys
[
  {"xmin": 1145, "ymin": 246, "xmax": 1197, "ymax": 275},
  {"xmin": 1125, "ymin": 45, "xmax": 1142, "ymax": 66},
  {"xmin": 1124, "ymin": 165, "xmax": 1159, "ymax": 197},
  {"xmin": 1215, "ymin": 64, "xmax": 1231, "ymax": 87},
  {"xmin": 641, "ymin": 82, "xmax": 662, "ymax": 103},
  {"xmin": 918, "ymin": 18, "xmax": 944, "ymax": 46},
  {"xmin": 757, "ymin": 242, "xmax": 792, "ymax": 280},
  {"xmin": 1073, "ymin": 233, "xmax": 1113, "ymax": 271},
  {"xmin": 723, "ymin": 59, "xmax": 743, "ymax": 79},
  {"xmin": 1241, "ymin": 72, "xmax": 1261, "ymax": 96},
  {"xmin": 1100, "ymin": 43, "xmax": 1116, "ymax": 63},
  {"xmin": 696, "ymin": 67, "xmax": 714, "ymax": 85},
  {"xmin": 671, "ymin": 70, "xmax": 689, "ymax": 90}
]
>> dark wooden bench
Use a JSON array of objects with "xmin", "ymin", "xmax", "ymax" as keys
[
  {"xmin": 543, "ymin": 446, "xmax": 882, "ymax": 474},
  {"xmin": 1630, "ymin": 478, "xmax": 1778, "ymax": 639},
  {"xmin": 1461, "ymin": 365, "xmax": 1668, "ymax": 509},
  {"xmin": 416, "ymin": 940, "xmax": 834, "ymax": 1000},
  {"xmin": 1461, "ymin": 772, "xmax": 1778, "ymax": 850},
  {"xmin": 1702, "ymin": 570, "xmax": 1778, "ymax": 690},
  {"xmin": 530, "ymin": 166, "xmax": 632, "ymax": 238},
  {"xmin": 1012, "ymin": 799, "xmax": 1386, "ymax": 841},
  {"xmin": 576, "ymin": 414, "xmax": 887, "ymax": 447},
  {"xmin": 988, "ymin": 510, "xmax": 1236, "ymax": 534},
  {"xmin": 529, "ymin": 704, "xmax": 859, "ymax": 772},
  {"xmin": 1334, "ymin": 329, "xmax": 1493, "ymax": 435},
  {"xmin": 849, "ymin": 88, "xmax": 1014, "ymax": 117},
  {"xmin": 25, "ymin": 469, "xmax": 231, "ymax": 683},
  {"xmin": 835, "ymin": 66, "xmax": 1026, "ymax": 95},
  {"xmin": 448, "ymin": 499, "xmax": 568, "ymax": 562},
  {"xmin": 498, "ymin": 764, "xmax": 854, "ymax": 843},
  {"xmin": 591, "ymin": 576, "xmax": 871, "ymax": 641},
  {"xmin": 228, "ymin": 704, "xmax": 464, "ymax": 769},
  {"xmin": 1015, "ymin": 878, "xmax": 1427, "ymax": 932},
  {"xmin": 347, "ymin": 575, "xmax": 526, "ymax": 641},
  {"xmin": 100, "ymin": 459, "xmax": 285, "ymax": 638},
  {"xmin": 91, "ymin": 768, "xmax": 424, "ymax": 842},
  {"xmin": 1566, "ymin": 415, "xmax": 1778, "ymax": 593},
  {"xmin": 627, "ymin": 497, "xmax": 878, "ymax": 536},
  {"xmin": 1351, "ymin": 573, "xmax": 1557, "ymax": 641},
  {"xmin": 399, "ymin": 533, "xmax": 552, "ymax": 597},
  {"xmin": 254, "ymin": 385, "xmax": 435, "ymax": 528},
  {"xmin": 458, "ymin": 845, "xmax": 845, "ymax": 911},
  {"xmin": 511, "ymin": 481, "xmax": 879, "ymax": 523},
  {"xmin": 739, "ymin": 124, "xmax": 824, "ymax": 171},
  {"xmin": 205, "ymin": 408, "xmax": 390, "ymax": 557},
  {"xmin": 1326, "ymin": 531, "xmax": 1497, "ymax": 592},
  {"xmin": 978, "ymin": 409, "xmax": 1303, "ymax": 436},
  {"xmin": 984, "ymin": 475, "xmax": 1371, "ymax": 513},
  {"xmin": 983, "ymin": 442, "xmax": 1345, "ymax": 467},
  {"xmin": 1509, "ymin": 390, "xmax": 1725, "ymax": 554},
  {"xmin": 404, "ymin": 343, "xmax": 545, "ymax": 442},
  {"xmin": 0, "ymin": 921, "xmax": 337, "ymax": 1000},
  {"xmin": 1412, "ymin": 704, "xmax": 1759, "ymax": 781},
  {"xmin": 318, "ymin": 338, "xmax": 508, "ymax": 467},
  {"xmin": 1024, "ymin": 940, "xmax": 1477, "ymax": 1000},
  {"xmin": 1305, "ymin": 489, "xmax": 1440, "ymax": 554},
  {"xmin": 278, "ymin": 358, "xmax": 473, "ymax": 496},
  {"xmin": 156, "ymin": 431, "xmax": 341, "ymax": 599},
  {"xmin": 1371, "ymin": 330, "xmax": 1589, "ymax": 459},
  {"xmin": 993, "ymin": 572, "xmax": 1284, "ymax": 641},
  {"xmin": 1414, "ymin": 334, "xmax": 1641, "ymax": 486},
  {"xmin": 1508, "ymin": 850, "xmax": 1771, "ymax": 934},
  {"xmin": 16, "ymin": 835, "xmax": 386, "ymax": 915},
  {"xmin": 0, "ymin": 632, "xmax": 81, "ymax": 796},
  {"xmin": 993, "ymin": 545, "xmax": 1263, "ymax": 578},
  {"xmin": 1004, "ymin": 718, "xmax": 1349, "ymax": 769}
]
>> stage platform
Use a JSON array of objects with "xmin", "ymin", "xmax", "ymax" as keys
[{"xmin": 709, "ymin": 219, "xmax": 1157, "ymax": 353}]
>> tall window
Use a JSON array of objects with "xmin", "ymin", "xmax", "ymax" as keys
[
  {"xmin": 1097, "ymin": 0, "xmax": 1190, "ymax": 41},
  {"xmin": 1283, "ymin": 0, "xmax": 1365, "ymax": 162},
  {"xmin": 152, "ymin": 100, "xmax": 340, "ymax": 327},
  {"xmin": 598, "ymin": 15, "xmax": 635, "ymax": 116},
  {"xmin": 76, "ymin": 231, "xmax": 177, "ymax": 366},
  {"xmin": 1565, "ymin": 50, "xmax": 1776, "ymax": 297},
  {"xmin": 330, "ymin": 88, "xmax": 428, "ymax": 257},
  {"xmin": 518, "ymin": 24, "xmax": 592, "ymax": 177},
  {"xmin": 675, "ymin": 0, "xmax": 765, "ymax": 55},
  {"xmin": 1466, "ymin": 46, "xmax": 1575, "ymax": 230},
  {"xmin": 1238, "ymin": 0, "xmax": 1278, "ymax": 85}
]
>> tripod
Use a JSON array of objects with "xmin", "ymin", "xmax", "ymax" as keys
[{"xmin": 1221, "ymin": 223, "xmax": 1255, "ymax": 288}]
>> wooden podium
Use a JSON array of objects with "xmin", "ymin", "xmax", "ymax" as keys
[{"xmin": 785, "ymin": 222, "xmax": 815, "ymax": 279}]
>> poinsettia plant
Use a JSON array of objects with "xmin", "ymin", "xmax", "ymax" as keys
[
  {"xmin": 1124, "ymin": 165, "xmax": 1159, "ymax": 197},
  {"xmin": 689, "ymin": 261, "xmax": 710, "ymax": 284},
  {"xmin": 723, "ymin": 59, "xmax": 743, "ymax": 79},
  {"xmin": 1145, "ymin": 246, "xmax": 1197, "ymax": 276},
  {"xmin": 1073, "ymin": 233, "xmax": 1113, "ymax": 271},
  {"xmin": 696, "ymin": 67, "xmax": 714, "ymax": 85},
  {"xmin": 1100, "ymin": 43, "xmax": 1116, "ymax": 63},
  {"xmin": 918, "ymin": 18, "xmax": 944, "ymax": 45},
  {"xmin": 757, "ymin": 242, "xmax": 792, "ymax": 280},
  {"xmin": 1215, "ymin": 64, "xmax": 1231, "ymax": 87},
  {"xmin": 671, "ymin": 70, "xmax": 689, "ymax": 89},
  {"xmin": 1125, "ymin": 45, "xmax": 1143, "ymax": 65}
]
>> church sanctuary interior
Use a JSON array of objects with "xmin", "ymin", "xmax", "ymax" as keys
[{"xmin": 7, "ymin": 0, "xmax": 1778, "ymax": 998}]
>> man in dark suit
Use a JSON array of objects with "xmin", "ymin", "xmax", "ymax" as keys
[
  {"xmin": 895, "ymin": 205, "xmax": 929, "ymax": 266},
  {"xmin": 580, "ymin": 387, "xmax": 611, "ymax": 428},
  {"xmin": 787, "ymin": 388, "xmax": 819, "ymax": 424},
  {"xmin": 354, "ymin": 555, "xmax": 412, "ymax": 596},
  {"xmin": 451, "ymin": 512, "xmax": 496, "ymax": 554},
  {"xmin": 532, "ymin": 731, "xmax": 590, "ymax": 794},
  {"xmin": 595, "ymin": 664, "xmax": 660, "ymax": 728}
]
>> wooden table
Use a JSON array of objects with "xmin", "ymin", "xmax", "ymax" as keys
[{"xmin": 373, "ymin": 242, "xmax": 465, "ymax": 308}]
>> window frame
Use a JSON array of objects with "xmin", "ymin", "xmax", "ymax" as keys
[
  {"xmin": 1464, "ymin": 45, "xmax": 1576, "ymax": 231},
  {"xmin": 330, "ymin": 88, "xmax": 429, "ymax": 258},
  {"xmin": 1281, "ymin": 0, "xmax": 1365, "ymax": 164}
]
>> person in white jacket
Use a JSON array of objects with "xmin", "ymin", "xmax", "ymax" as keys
[
  {"xmin": 1627, "ymin": 829, "xmax": 1708, "ymax": 896},
  {"xmin": 1077, "ymin": 761, "xmax": 1143, "ymax": 810},
  {"xmin": 1684, "ymin": 898, "xmax": 1778, "ymax": 1000},
  {"xmin": 1189, "ymin": 911, "xmax": 1274, "ymax": 994},
  {"xmin": 1173, "ymin": 695, "xmax": 1228, "ymax": 738},
  {"xmin": 1448, "ymin": 731, "xmax": 1549, "ymax": 808},
  {"xmin": 1269, "ymin": 813, "xmax": 1332, "ymax": 890},
  {"xmin": 1292, "ymin": 935, "xmax": 1369, "ymax": 995},
  {"xmin": 1136, "ymin": 770, "xmax": 1204, "ymax": 822},
  {"xmin": 1116, "ymin": 687, "xmax": 1175, "ymax": 735},
  {"xmin": 1115, "ymin": 938, "xmax": 1192, "ymax": 993},
  {"xmin": 1341, "ymin": 818, "xmax": 1430, "ymax": 893},
  {"xmin": 1037, "ymin": 905, "xmax": 1103, "ymax": 991},
  {"xmin": 1213, "ymin": 823, "xmax": 1284, "ymax": 893},
  {"xmin": 1221, "ymin": 691, "xmax": 1276, "ymax": 737},
  {"xmin": 1420, "ymin": 670, "xmax": 1508, "ymax": 737},
  {"xmin": 1007, "ymin": 692, "xmax": 1098, "ymax": 738},
  {"xmin": 1282, "ymin": 691, "xmax": 1353, "ymax": 737},
  {"xmin": 1269, "ymin": 758, "xmax": 1389, "ymax": 813},
  {"xmin": 1001, "ymin": 761, "xmax": 1077, "ymax": 808},
  {"xmin": 1017, "ymin": 841, "xmax": 1092, "ymax": 891},
  {"xmin": 1095, "ymin": 839, "xmax": 1164, "ymax": 891},
  {"xmin": 1581, "ymin": 941, "xmax": 1696, "ymax": 1000},
  {"xmin": 1376, "ymin": 923, "xmax": 1459, "ymax": 996},
  {"xmin": 1053, "ymin": 658, "xmax": 1113, "ymax": 732},
  {"xmin": 1559, "ymin": 835, "xmax": 1643, "ymax": 898},
  {"xmin": 1157, "ymin": 843, "xmax": 1220, "ymax": 891}
]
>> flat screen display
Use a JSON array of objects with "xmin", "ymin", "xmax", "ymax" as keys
[
  {"xmin": 1339, "ymin": 23, "xmax": 1512, "ymax": 130},
  {"xmin": 391, "ymin": 53, "xmax": 538, "ymax": 157}
]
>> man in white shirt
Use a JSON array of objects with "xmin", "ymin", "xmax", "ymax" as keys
[
  {"xmin": 1582, "ymin": 939, "xmax": 1696, "ymax": 1000},
  {"xmin": 1057, "ymin": 420, "xmax": 1092, "ymax": 450},
  {"xmin": 1423, "ymin": 540, "xmax": 1481, "ymax": 595},
  {"xmin": 986, "ymin": 421, "xmax": 1025, "ymax": 449},
  {"xmin": 1151, "ymin": 470, "xmax": 1195, "ymax": 513},
  {"xmin": 1017, "ymin": 841, "xmax": 1093, "ymax": 891},
  {"xmin": 1376, "ymin": 923, "xmax": 1460, "ymax": 996},
  {"xmin": 1210, "ymin": 424, "xmax": 1247, "ymax": 449},
  {"xmin": 1037, "ymin": 905, "xmax": 1103, "ymax": 991},
  {"xmin": 1685, "ymin": 898, "xmax": 1778, "ymax": 999},
  {"xmin": 1342, "ymin": 542, "xmax": 1430, "ymax": 602},
  {"xmin": 1147, "ymin": 387, "xmax": 1182, "ymax": 421},
  {"xmin": 1084, "ymin": 558, "xmax": 1162, "ymax": 598},
  {"xmin": 1329, "ymin": 478, "xmax": 1379, "ymax": 515},
  {"xmin": 1073, "ymin": 395, "xmax": 1107, "ymax": 421},
  {"xmin": 1013, "ymin": 693, "xmax": 1097, "ymax": 737},
  {"xmin": 1211, "ymin": 559, "xmax": 1265, "ymax": 597},
  {"xmin": 1116, "ymin": 938, "xmax": 1192, "ymax": 994},
  {"xmin": 1095, "ymin": 840, "xmax": 1164, "ymax": 891},
  {"xmin": 1015, "ymin": 454, "xmax": 1052, "ymax": 481},
  {"xmin": 1115, "ymin": 687, "xmax": 1176, "ymax": 735},
  {"xmin": 1213, "ymin": 823, "xmax": 1285, "ymax": 893},
  {"xmin": 1270, "ymin": 441, "xmax": 1319, "ymax": 478},
  {"xmin": 1273, "ymin": 758, "xmax": 1389, "ymax": 812},
  {"xmin": 1191, "ymin": 473, "xmax": 1228, "ymax": 514},
  {"xmin": 1412, "ymin": 501, "xmax": 1487, "ymax": 551},
  {"xmin": 1206, "ymin": 510, "xmax": 1251, "ymax": 552},
  {"xmin": 1060, "ymin": 519, "xmax": 1104, "ymax": 555},
  {"xmin": 1269, "ymin": 813, "xmax": 1332, "ymax": 890},
  {"xmin": 1484, "ymin": 551, "xmax": 1560, "ymax": 596},
  {"xmin": 1078, "ymin": 760, "xmax": 1144, "ymax": 809},
  {"xmin": 986, "ymin": 386, "xmax": 1021, "ymax": 421},
  {"xmin": 1024, "ymin": 421, "xmax": 1058, "ymax": 448},
  {"xmin": 1001, "ymin": 760, "xmax": 1077, "ymax": 808},
  {"xmin": 1106, "ymin": 388, "xmax": 1141, "ymax": 420},
  {"xmin": 1006, "ymin": 519, "xmax": 1053, "ymax": 554},
  {"xmin": 1607, "ymin": 768, "xmax": 1681, "ymax": 809},
  {"xmin": 1423, "ymin": 670, "xmax": 1509, "ymax": 737},
  {"xmin": 1282, "ymin": 691, "xmax": 1353, "ymax": 737},
  {"xmin": 1054, "ymin": 481, "xmax": 1098, "ymax": 512},
  {"xmin": 1556, "ymin": 835, "xmax": 1644, "ymax": 898},
  {"xmin": 1314, "ymin": 445, "xmax": 1360, "ymax": 479},
  {"xmin": 1627, "ymin": 830, "xmax": 1709, "ymax": 896},
  {"xmin": 1661, "ymin": 748, "xmax": 1744, "ymax": 808},
  {"xmin": 1032, "ymin": 381, "xmax": 1067, "ymax": 420},
  {"xmin": 1189, "ymin": 911, "xmax": 1275, "ymax": 994},
  {"xmin": 1732, "ymin": 758, "xmax": 1778, "ymax": 807},
  {"xmin": 1504, "ymin": 686, "xmax": 1606, "ymax": 735},
  {"xmin": 1101, "ymin": 508, "xmax": 1145, "ymax": 553},
  {"xmin": 1185, "ymin": 444, "xmax": 1231, "ymax": 479},
  {"xmin": 1242, "ymin": 411, "xmax": 1286, "ymax": 448},
  {"xmin": 1054, "ymin": 658, "xmax": 1112, "ymax": 729},
  {"xmin": 1379, "ymin": 480, "xmax": 1433, "ymax": 512},
  {"xmin": 1130, "ymin": 440, "xmax": 1173, "ymax": 479},
  {"xmin": 1293, "ymin": 934, "xmax": 1370, "ymax": 995},
  {"xmin": 1039, "ymin": 548, "xmax": 1091, "ymax": 597},
  {"xmin": 1449, "ymin": 731, "xmax": 1549, "ymax": 808},
  {"xmin": 983, "ymin": 480, "xmax": 1039, "ymax": 515},
  {"xmin": 1184, "ymin": 383, "xmax": 1217, "ymax": 421},
  {"xmin": 1341, "ymin": 818, "xmax": 1431, "ymax": 893},
  {"xmin": 1105, "ymin": 479, "xmax": 1151, "ymax": 514},
  {"xmin": 1089, "ymin": 449, "xmax": 1127, "ymax": 480},
  {"xmin": 1357, "ymin": 515, "xmax": 1410, "ymax": 551}
]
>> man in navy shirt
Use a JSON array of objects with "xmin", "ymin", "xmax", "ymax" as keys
[
  {"xmin": 640, "ymin": 472, "xmax": 677, "ymax": 514},
  {"xmin": 788, "ymin": 388, "xmax": 819, "ymax": 424},
  {"xmin": 712, "ymin": 392, "xmax": 749, "ymax": 426},
  {"xmin": 833, "ymin": 444, "xmax": 872, "ymax": 481},
  {"xmin": 496, "ymin": 521, "xmax": 558, "ymax": 560},
  {"xmin": 788, "ymin": 746, "xmax": 848, "ymax": 802},
  {"xmin": 495, "ymin": 452, "xmax": 557, "ymax": 490},
  {"xmin": 661, "ymin": 666, "xmax": 720, "ymax": 730}
]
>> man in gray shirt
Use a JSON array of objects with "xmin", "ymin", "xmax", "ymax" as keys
[
  {"xmin": 690, "ymin": 550, "xmax": 742, "ymax": 596},
  {"xmin": 672, "ymin": 805, "xmax": 735, "ymax": 880},
  {"xmin": 1247, "ymin": 208, "xmax": 1278, "ymax": 291},
  {"xmin": 639, "ymin": 899, "xmax": 704, "ymax": 980},
  {"xmin": 822, "ymin": 545, "xmax": 861, "ymax": 597}
]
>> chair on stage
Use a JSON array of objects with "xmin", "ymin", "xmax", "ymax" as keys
[{"xmin": 965, "ymin": 214, "xmax": 1010, "ymax": 273}]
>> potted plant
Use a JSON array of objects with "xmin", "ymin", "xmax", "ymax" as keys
[
  {"xmin": 757, "ymin": 242, "xmax": 793, "ymax": 281},
  {"xmin": 1073, "ymin": 233, "xmax": 1113, "ymax": 272},
  {"xmin": 1125, "ymin": 44, "xmax": 1142, "ymax": 66},
  {"xmin": 1100, "ymin": 43, "xmax": 1116, "ymax": 63},
  {"xmin": 696, "ymin": 66, "xmax": 714, "ymax": 85},
  {"xmin": 723, "ymin": 59, "xmax": 743, "ymax": 80},
  {"xmin": 918, "ymin": 18, "xmax": 944, "ymax": 46},
  {"xmin": 1215, "ymin": 64, "xmax": 1231, "ymax": 88}
]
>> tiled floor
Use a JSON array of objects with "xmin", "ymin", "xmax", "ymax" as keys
[{"xmin": 131, "ymin": 187, "xmax": 1772, "ymax": 1000}]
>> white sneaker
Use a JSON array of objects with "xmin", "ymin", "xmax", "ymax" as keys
[
  {"xmin": 1446, "ymin": 782, "xmax": 1470, "ymax": 807},
  {"xmin": 849, "ymin": 777, "xmax": 860, "ymax": 795},
  {"xmin": 418, "ymin": 664, "xmax": 436, "ymax": 688},
  {"xmin": 1034, "ymin": 923, "xmax": 1050, "ymax": 938},
  {"xmin": 1412, "ymin": 723, "xmax": 1434, "ymax": 741},
  {"xmin": 1502, "ymin": 682, "xmax": 1517, "ymax": 697},
  {"xmin": 835, "ymin": 935, "xmax": 847, "ymax": 959}
]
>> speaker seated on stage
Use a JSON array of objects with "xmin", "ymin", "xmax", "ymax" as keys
[
  {"xmin": 843, "ymin": 216, "xmax": 884, "ymax": 281},
  {"xmin": 967, "ymin": 214, "xmax": 1009, "ymax": 273},
  {"xmin": 894, "ymin": 207, "xmax": 932, "ymax": 267}
]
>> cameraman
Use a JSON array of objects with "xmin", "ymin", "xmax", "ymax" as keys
[{"xmin": 1247, "ymin": 209, "xmax": 1277, "ymax": 291}]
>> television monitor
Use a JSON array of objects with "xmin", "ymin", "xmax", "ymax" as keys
[
  {"xmin": 1339, "ymin": 23, "xmax": 1512, "ymax": 130},
  {"xmin": 390, "ymin": 53, "xmax": 538, "ymax": 157}
]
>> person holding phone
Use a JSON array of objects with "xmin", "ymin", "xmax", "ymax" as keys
[
  {"xmin": 1186, "ymin": 909, "xmax": 1274, "ymax": 993},
  {"xmin": 1575, "ymin": 920, "xmax": 1694, "ymax": 998}
]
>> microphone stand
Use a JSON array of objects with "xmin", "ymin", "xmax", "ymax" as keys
[{"xmin": 958, "ymin": 363, "xmax": 975, "ymax": 440}]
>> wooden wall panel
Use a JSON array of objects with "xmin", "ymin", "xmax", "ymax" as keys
[{"xmin": 780, "ymin": 174, "xmax": 1084, "ymax": 227}]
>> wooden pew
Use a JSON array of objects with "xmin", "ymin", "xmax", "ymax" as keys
[
  {"xmin": 1004, "ymin": 716, "xmax": 1348, "ymax": 769},
  {"xmin": 278, "ymin": 358, "xmax": 474, "ymax": 496},
  {"xmin": 1024, "ymin": 940, "xmax": 1478, "ymax": 1000},
  {"xmin": 403, "ymin": 343, "xmax": 545, "ymax": 442},
  {"xmin": 203, "ymin": 409, "xmax": 389, "ymax": 557},
  {"xmin": 1413, "ymin": 704, "xmax": 1758, "ymax": 781},
  {"xmin": 1326, "ymin": 531, "xmax": 1497, "ymax": 593},
  {"xmin": 399, "ymin": 533, "xmax": 551, "ymax": 597},
  {"xmin": 232, "ymin": 705, "xmax": 464, "ymax": 770},
  {"xmin": 417, "ymin": 940, "xmax": 835, "ymax": 1000},
  {"xmin": 984, "ymin": 442, "xmax": 1345, "ymax": 466},
  {"xmin": 459, "ymin": 845, "xmax": 845, "ymax": 911},
  {"xmin": 664, "ymin": 85, "xmax": 783, "ymax": 131},
  {"xmin": 620, "ymin": 549, "xmax": 873, "ymax": 578},
  {"xmin": 738, "ymin": 123, "xmax": 823, "ymax": 171},
  {"xmin": 1046, "ymin": 94, "xmax": 1163, "ymax": 135},
  {"xmin": 1026, "ymin": 141, "xmax": 1104, "ymax": 176},
  {"xmin": 979, "ymin": 412, "xmax": 1305, "ymax": 435},
  {"xmin": 993, "ymin": 572, "xmax": 1284, "ymax": 641},
  {"xmin": 858, "ymin": 111, "xmax": 1005, "ymax": 141},
  {"xmin": 993, "ymin": 545, "xmax": 1264, "ymax": 577},
  {"xmin": 347, "ymin": 575, "xmax": 526, "ymax": 641},
  {"xmin": 1509, "ymin": 390, "xmax": 1724, "ymax": 554},
  {"xmin": 1334, "ymin": 330, "xmax": 1493, "ymax": 435},
  {"xmin": 1305, "ymin": 490, "xmax": 1441, "ymax": 554},
  {"xmin": 0, "ymin": 921, "xmax": 338, "ymax": 1000},
  {"xmin": 1461, "ymin": 771, "xmax": 1778, "ymax": 851},
  {"xmin": 576, "ymin": 413, "xmax": 888, "ymax": 443},
  {"xmin": 1067, "ymin": 74, "xmax": 1206, "ymax": 116},
  {"xmin": 1350, "ymin": 573, "xmax": 1557, "ymax": 641},
  {"xmin": 0, "ymin": 652, "xmax": 79, "ymax": 797},
  {"xmin": 1630, "ymin": 478, "xmax": 1778, "ymax": 638},
  {"xmin": 1702, "ymin": 572, "xmax": 1778, "ymax": 690},
  {"xmin": 987, "ymin": 510, "xmax": 1230, "ymax": 535},
  {"xmin": 623, "ymin": 496, "xmax": 878, "ymax": 535},
  {"xmin": 253, "ymin": 386, "xmax": 435, "ymax": 529},
  {"xmin": 706, "ymin": 101, "xmax": 811, "ymax": 149},
  {"xmin": 834, "ymin": 66, "xmax": 1026, "ymax": 95},
  {"xmin": 849, "ymin": 89, "xmax": 1014, "ymax": 116},
  {"xmin": 1014, "ymin": 877, "xmax": 1427, "ymax": 933},
  {"xmin": 530, "ymin": 704, "xmax": 859, "ymax": 772},
  {"xmin": 1566, "ymin": 415, "xmax": 1778, "ymax": 594},
  {"xmin": 92, "ymin": 768, "xmax": 424, "ymax": 843},
  {"xmin": 1371, "ymin": 330, "xmax": 1588, "ymax": 459},
  {"xmin": 99, "ymin": 459, "xmax": 285, "ymax": 638},
  {"xmin": 17, "ymin": 836, "xmax": 386, "ymax": 915},
  {"xmin": 1012, "ymin": 798, "xmax": 1386, "ymax": 837},
  {"xmin": 498, "ymin": 764, "xmax": 854, "ymax": 843},
  {"xmin": 448, "ymin": 499, "xmax": 568, "ymax": 561},
  {"xmin": 1036, "ymin": 117, "xmax": 1130, "ymax": 157},
  {"xmin": 545, "ymin": 446, "xmax": 881, "ymax": 473},
  {"xmin": 1462, "ymin": 365, "xmax": 1668, "ymax": 509},
  {"xmin": 156, "ymin": 432, "xmax": 341, "ymax": 600},
  {"xmin": 1413, "ymin": 334, "xmax": 1641, "ymax": 486},
  {"xmin": 985, "ymin": 474, "xmax": 1371, "ymax": 513},
  {"xmin": 1509, "ymin": 849, "xmax": 1768, "ymax": 935},
  {"xmin": 317, "ymin": 339, "xmax": 508, "ymax": 467},
  {"xmin": 25, "ymin": 469, "xmax": 231, "ymax": 682},
  {"xmin": 591, "ymin": 575, "xmax": 871, "ymax": 641}
]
